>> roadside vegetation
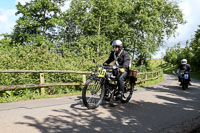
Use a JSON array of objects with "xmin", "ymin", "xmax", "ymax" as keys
[
  {"xmin": 0, "ymin": 46, "xmax": 163, "ymax": 103},
  {"xmin": 156, "ymin": 59, "xmax": 200, "ymax": 80},
  {"xmin": 163, "ymin": 25, "xmax": 200, "ymax": 80},
  {"xmin": 0, "ymin": 0, "xmax": 186, "ymax": 102}
]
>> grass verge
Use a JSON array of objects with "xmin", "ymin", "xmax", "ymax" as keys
[
  {"xmin": 135, "ymin": 75, "xmax": 164, "ymax": 88},
  {"xmin": 190, "ymin": 72, "xmax": 200, "ymax": 80},
  {"xmin": 0, "ymin": 90, "xmax": 82, "ymax": 103},
  {"xmin": 0, "ymin": 75, "xmax": 164, "ymax": 103}
]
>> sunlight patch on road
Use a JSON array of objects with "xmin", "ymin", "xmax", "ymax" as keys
[
  {"xmin": 96, "ymin": 107, "xmax": 117, "ymax": 120},
  {"xmin": 134, "ymin": 91, "xmax": 193, "ymax": 105},
  {"xmin": 121, "ymin": 117, "xmax": 137, "ymax": 126},
  {"xmin": 183, "ymin": 107, "xmax": 195, "ymax": 111},
  {"xmin": 94, "ymin": 127, "xmax": 102, "ymax": 131}
]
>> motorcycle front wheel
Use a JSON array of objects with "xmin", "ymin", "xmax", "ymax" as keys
[
  {"xmin": 82, "ymin": 77, "xmax": 105, "ymax": 109},
  {"xmin": 182, "ymin": 84, "xmax": 188, "ymax": 90}
]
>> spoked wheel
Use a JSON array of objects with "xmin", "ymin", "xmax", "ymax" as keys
[
  {"xmin": 120, "ymin": 80, "xmax": 134, "ymax": 103},
  {"xmin": 82, "ymin": 78, "xmax": 105, "ymax": 109}
]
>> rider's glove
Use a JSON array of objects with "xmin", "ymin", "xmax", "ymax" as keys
[
  {"xmin": 103, "ymin": 63, "xmax": 108, "ymax": 66},
  {"xmin": 119, "ymin": 68, "xmax": 125, "ymax": 73}
]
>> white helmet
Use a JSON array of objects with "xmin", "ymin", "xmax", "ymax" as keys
[
  {"xmin": 112, "ymin": 40, "xmax": 123, "ymax": 47},
  {"xmin": 181, "ymin": 59, "xmax": 187, "ymax": 64}
]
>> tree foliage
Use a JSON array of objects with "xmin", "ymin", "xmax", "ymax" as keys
[
  {"xmin": 0, "ymin": 0, "xmax": 187, "ymax": 101},
  {"xmin": 10, "ymin": 0, "xmax": 65, "ymax": 46},
  {"xmin": 60, "ymin": 0, "xmax": 184, "ymax": 63},
  {"xmin": 190, "ymin": 25, "xmax": 200, "ymax": 68},
  {"xmin": 163, "ymin": 25, "xmax": 200, "ymax": 71},
  {"xmin": 2, "ymin": 0, "xmax": 185, "ymax": 64}
]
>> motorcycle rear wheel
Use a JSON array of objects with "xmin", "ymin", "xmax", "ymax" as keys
[
  {"xmin": 120, "ymin": 80, "xmax": 134, "ymax": 103},
  {"xmin": 82, "ymin": 78, "xmax": 105, "ymax": 109}
]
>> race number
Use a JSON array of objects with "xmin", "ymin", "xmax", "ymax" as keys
[{"xmin": 97, "ymin": 67, "xmax": 106, "ymax": 78}]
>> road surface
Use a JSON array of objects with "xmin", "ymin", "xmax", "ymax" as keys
[{"xmin": 0, "ymin": 74, "xmax": 200, "ymax": 133}]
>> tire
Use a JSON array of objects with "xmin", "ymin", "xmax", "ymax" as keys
[
  {"xmin": 182, "ymin": 80, "xmax": 188, "ymax": 90},
  {"xmin": 120, "ymin": 80, "xmax": 134, "ymax": 103},
  {"xmin": 182, "ymin": 82, "xmax": 187, "ymax": 90},
  {"xmin": 182, "ymin": 85, "xmax": 186, "ymax": 90},
  {"xmin": 82, "ymin": 78, "xmax": 105, "ymax": 109},
  {"xmin": 185, "ymin": 84, "xmax": 188, "ymax": 89}
]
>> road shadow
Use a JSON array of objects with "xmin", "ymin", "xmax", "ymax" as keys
[
  {"xmin": 15, "ymin": 97, "xmax": 200, "ymax": 133},
  {"xmin": 15, "ymin": 75, "xmax": 200, "ymax": 133},
  {"xmin": 69, "ymin": 96, "xmax": 88, "ymax": 110}
]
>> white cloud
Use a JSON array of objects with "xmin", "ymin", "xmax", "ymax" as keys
[
  {"xmin": 0, "ymin": 15, "xmax": 7, "ymax": 23},
  {"xmin": 179, "ymin": 0, "xmax": 190, "ymax": 19},
  {"xmin": 0, "ymin": 9, "xmax": 17, "ymax": 35},
  {"xmin": 0, "ymin": 0, "xmax": 70, "ymax": 36},
  {"xmin": 153, "ymin": 0, "xmax": 200, "ymax": 58},
  {"xmin": 16, "ymin": 0, "xmax": 31, "ymax": 5},
  {"xmin": 167, "ymin": 0, "xmax": 200, "ymax": 46}
]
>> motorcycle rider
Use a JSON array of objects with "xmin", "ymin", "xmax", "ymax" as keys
[
  {"xmin": 104, "ymin": 40, "xmax": 130, "ymax": 98},
  {"xmin": 177, "ymin": 59, "xmax": 192, "ymax": 85}
]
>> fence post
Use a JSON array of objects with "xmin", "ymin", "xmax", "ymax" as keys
[
  {"xmin": 40, "ymin": 73, "xmax": 45, "ymax": 95},
  {"xmin": 82, "ymin": 75, "xmax": 86, "ymax": 84},
  {"xmin": 145, "ymin": 72, "xmax": 148, "ymax": 81}
]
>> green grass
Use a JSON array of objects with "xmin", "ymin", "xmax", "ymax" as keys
[
  {"xmin": 159, "ymin": 63, "xmax": 176, "ymax": 74},
  {"xmin": 190, "ymin": 72, "xmax": 200, "ymax": 80},
  {"xmin": 0, "ymin": 59, "xmax": 166, "ymax": 103},
  {"xmin": 0, "ymin": 90, "xmax": 82, "ymax": 103},
  {"xmin": 148, "ymin": 59, "xmax": 176, "ymax": 74},
  {"xmin": 148, "ymin": 59, "xmax": 177, "ymax": 74},
  {"xmin": 135, "ymin": 73, "xmax": 164, "ymax": 88},
  {"xmin": 0, "ymin": 75, "xmax": 164, "ymax": 103},
  {"xmin": 158, "ymin": 61, "xmax": 200, "ymax": 80},
  {"xmin": 157, "ymin": 61, "xmax": 200, "ymax": 80}
]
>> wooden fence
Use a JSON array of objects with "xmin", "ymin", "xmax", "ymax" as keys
[{"xmin": 0, "ymin": 69, "xmax": 162, "ymax": 94}]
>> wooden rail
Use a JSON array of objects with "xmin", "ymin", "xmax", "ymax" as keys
[
  {"xmin": 0, "ymin": 69, "xmax": 161, "ymax": 94},
  {"xmin": 0, "ymin": 69, "xmax": 91, "ymax": 74},
  {"xmin": 136, "ymin": 71, "xmax": 161, "ymax": 83}
]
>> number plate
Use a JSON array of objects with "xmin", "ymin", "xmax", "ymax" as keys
[
  {"xmin": 97, "ymin": 67, "xmax": 106, "ymax": 78},
  {"xmin": 184, "ymin": 74, "xmax": 189, "ymax": 79}
]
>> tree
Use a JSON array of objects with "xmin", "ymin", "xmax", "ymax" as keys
[
  {"xmin": 164, "ymin": 42, "xmax": 182, "ymax": 65},
  {"xmin": 61, "ymin": 0, "xmax": 125, "ymax": 57},
  {"xmin": 190, "ymin": 25, "xmax": 200, "ymax": 70},
  {"xmin": 61, "ymin": 0, "xmax": 185, "ymax": 62},
  {"xmin": 10, "ymin": 0, "xmax": 65, "ymax": 47},
  {"xmin": 164, "ymin": 25, "xmax": 200, "ymax": 71},
  {"xmin": 5, "ymin": 0, "xmax": 185, "ymax": 63}
]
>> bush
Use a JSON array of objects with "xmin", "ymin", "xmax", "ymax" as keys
[{"xmin": 0, "ymin": 45, "xmax": 108, "ymax": 101}]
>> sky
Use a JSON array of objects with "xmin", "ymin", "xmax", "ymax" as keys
[{"xmin": 0, "ymin": 0, "xmax": 200, "ymax": 58}]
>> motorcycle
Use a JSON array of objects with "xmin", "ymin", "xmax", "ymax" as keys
[
  {"xmin": 178, "ymin": 70, "xmax": 190, "ymax": 90},
  {"xmin": 82, "ymin": 62, "xmax": 137, "ymax": 109}
]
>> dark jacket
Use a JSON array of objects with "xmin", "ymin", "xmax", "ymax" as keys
[
  {"xmin": 104, "ymin": 49, "xmax": 130, "ymax": 70},
  {"xmin": 178, "ymin": 64, "xmax": 192, "ymax": 72}
]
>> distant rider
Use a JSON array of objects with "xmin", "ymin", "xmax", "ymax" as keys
[{"xmin": 177, "ymin": 59, "xmax": 192, "ymax": 85}]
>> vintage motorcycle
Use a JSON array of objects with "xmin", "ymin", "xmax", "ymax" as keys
[
  {"xmin": 82, "ymin": 62, "xmax": 137, "ymax": 109},
  {"xmin": 178, "ymin": 70, "xmax": 190, "ymax": 90}
]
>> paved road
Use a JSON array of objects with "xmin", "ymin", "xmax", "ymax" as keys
[{"xmin": 0, "ymin": 74, "xmax": 200, "ymax": 133}]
